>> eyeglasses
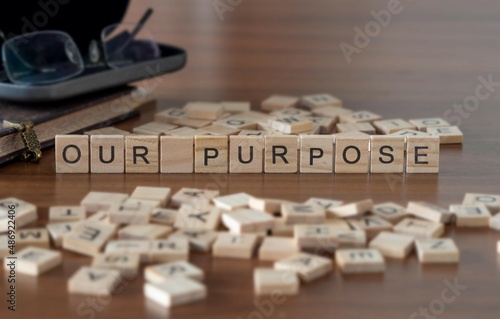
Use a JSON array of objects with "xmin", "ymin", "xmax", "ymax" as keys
[{"xmin": 0, "ymin": 8, "xmax": 160, "ymax": 85}]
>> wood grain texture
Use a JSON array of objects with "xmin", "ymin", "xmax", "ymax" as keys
[{"xmin": 2, "ymin": 0, "xmax": 500, "ymax": 318}]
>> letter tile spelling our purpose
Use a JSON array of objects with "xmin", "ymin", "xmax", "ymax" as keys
[
  {"xmin": 427, "ymin": 126, "xmax": 464, "ymax": 144},
  {"xmin": 258, "ymin": 237, "xmax": 300, "ymax": 261},
  {"xmin": 463, "ymin": 193, "xmax": 500, "ymax": 214},
  {"xmin": 130, "ymin": 186, "xmax": 171, "ymax": 207},
  {"xmin": 80, "ymin": 191, "xmax": 129, "ymax": 213},
  {"xmin": 393, "ymin": 218, "xmax": 444, "ymax": 239},
  {"xmin": 144, "ymin": 277, "xmax": 207, "ymax": 307},
  {"xmin": 90, "ymin": 135, "xmax": 125, "ymax": 173},
  {"xmin": 212, "ymin": 192, "xmax": 252, "ymax": 211},
  {"xmin": 49, "ymin": 206, "xmax": 86, "ymax": 222},
  {"xmin": 91, "ymin": 253, "xmax": 140, "ymax": 277},
  {"xmin": 264, "ymin": 135, "xmax": 299, "ymax": 173},
  {"xmin": 369, "ymin": 231, "xmax": 415, "ymax": 259},
  {"xmin": 449, "ymin": 204, "xmax": 491, "ymax": 227},
  {"xmin": 55, "ymin": 135, "xmax": 89, "ymax": 173},
  {"xmin": 415, "ymin": 238, "xmax": 459, "ymax": 264},
  {"xmin": 194, "ymin": 135, "xmax": 228, "ymax": 173},
  {"xmin": 145, "ymin": 261, "xmax": 204, "ymax": 284},
  {"xmin": 299, "ymin": 135, "xmax": 334, "ymax": 173},
  {"xmin": 254, "ymin": 268, "xmax": 299, "ymax": 296},
  {"xmin": 160, "ymin": 136, "xmax": 194, "ymax": 173},
  {"xmin": 222, "ymin": 209, "xmax": 275, "ymax": 233},
  {"xmin": 369, "ymin": 135, "xmax": 405, "ymax": 173},
  {"xmin": 372, "ymin": 119, "xmax": 416, "ymax": 134},
  {"xmin": 261, "ymin": 95, "xmax": 299, "ymax": 112},
  {"xmin": 171, "ymin": 188, "xmax": 220, "ymax": 208},
  {"xmin": 405, "ymin": 136, "xmax": 440, "ymax": 173},
  {"xmin": 300, "ymin": 94, "xmax": 342, "ymax": 109},
  {"xmin": 5, "ymin": 247, "xmax": 62, "ymax": 276},
  {"xmin": 63, "ymin": 221, "xmax": 117, "ymax": 256},
  {"xmin": 68, "ymin": 266, "xmax": 121, "ymax": 296},
  {"xmin": 329, "ymin": 199, "xmax": 373, "ymax": 218},
  {"xmin": 335, "ymin": 135, "xmax": 370, "ymax": 173},
  {"xmin": 212, "ymin": 233, "xmax": 258, "ymax": 259},
  {"xmin": 274, "ymin": 252, "xmax": 332, "ymax": 282},
  {"xmin": 406, "ymin": 202, "xmax": 453, "ymax": 224},
  {"xmin": 229, "ymin": 135, "xmax": 264, "ymax": 173},
  {"xmin": 0, "ymin": 197, "xmax": 37, "ymax": 233},
  {"xmin": 372, "ymin": 202, "xmax": 409, "ymax": 224},
  {"xmin": 170, "ymin": 229, "xmax": 219, "ymax": 252},
  {"xmin": 125, "ymin": 135, "xmax": 159, "ymax": 173},
  {"xmin": 174, "ymin": 204, "xmax": 221, "ymax": 230},
  {"xmin": 335, "ymin": 248, "xmax": 385, "ymax": 274},
  {"xmin": 281, "ymin": 203, "xmax": 326, "ymax": 225},
  {"xmin": 408, "ymin": 118, "xmax": 450, "ymax": 132}
]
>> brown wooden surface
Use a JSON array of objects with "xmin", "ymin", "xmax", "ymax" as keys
[{"xmin": 2, "ymin": 0, "xmax": 500, "ymax": 318}]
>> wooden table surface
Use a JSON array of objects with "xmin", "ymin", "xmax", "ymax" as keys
[{"xmin": 2, "ymin": 0, "xmax": 500, "ymax": 318}]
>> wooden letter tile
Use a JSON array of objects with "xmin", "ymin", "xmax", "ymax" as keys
[
  {"xmin": 154, "ymin": 108, "xmax": 187, "ymax": 123},
  {"xmin": 92, "ymin": 253, "xmax": 140, "ymax": 277},
  {"xmin": 408, "ymin": 118, "xmax": 450, "ymax": 132},
  {"xmin": 145, "ymin": 261, "xmax": 204, "ymax": 284},
  {"xmin": 258, "ymin": 237, "xmax": 299, "ymax": 261},
  {"xmin": 294, "ymin": 224, "xmax": 344, "ymax": 251},
  {"xmin": 150, "ymin": 208, "xmax": 178, "ymax": 226},
  {"xmin": 300, "ymin": 93, "xmax": 342, "ymax": 109},
  {"xmin": 130, "ymin": 186, "xmax": 171, "ymax": 207},
  {"xmin": 264, "ymin": 135, "xmax": 299, "ymax": 173},
  {"xmin": 105, "ymin": 240, "xmax": 151, "ymax": 262},
  {"xmin": 174, "ymin": 204, "xmax": 221, "ymax": 230},
  {"xmin": 1, "ymin": 198, "xmax": 38, "ymax": 233},
  {"xmin": 80, "ymin": 192, "xmax": 128, "ymax": 213},
  {"xmin": 270, "ymin": 117, "xmax": 312, "ymax": 134},
  {"xmin": 370, "ymin": 135, "xmax": 405, "ymax": 173},
  {"xmin": 373, "ymin": 119, "xmax": 416, "ymax": 134},
  {"xmin": 369, "ymin": 231, "xmax": 415, "ymax": 259},
  {"xmin": 450, "ymin": 203, "xmax": 491, "ymax": 227},
  {"xmin": 132, "ymin": 121, "xmax": 177, "ymax": 135},
  {"xmin": 46, "ymin": 222, "xmax": 79, "ymax": 247},
  {"xmin": 212, "ymin": 233, "xmax": 258, "ymax": 259},
  {"xmin": 274, "ymin": 252, "xmax": 332, "ymax": 282},
  {"xmin": 312, "ymin": 106, "xmax": 353, "ymax": 123},
  {"xmin": 194, "ymin": 135, "xmax": 228, "ymax": 173},
  {"xmin": 281, "ymin": 203, "xmax": 326, "ymax": 225},
  {"xmin": 406, "ymin": 136, "xmax": 440, "ymax": 173},
  {"xmin": 213, "ymin": 192, "xmax": 251, "ymax": 211},
  {"xmin": 335, "ymin": 136, "xmax": 370, "ymax": 173},
  {"xmin": 63, "ymin": 221, "xmax": 117, "ymax": 256},
  {"xmin": 415, "ymin": 238, "xmax": 459, "ymax": 263},
  {"xmin": 160, "ymin": 136, "xmax": 194, "ymax": 173},
  {"xmin": 490, "ymin": 213, "xmax": 500, "ymax": 231},
  {"xmin": 149, "ymin": 238, "xmax": 190, "ymax": 263},
  {"xmin": 330, "ymin": 230, "xmax": 366, "ymax": 248},
  {"xmin": 118, "ymin": 224, "xmax": 172, "ymax": 240},
  {"xmin": 16, "ymin": 228, "xmax": 50, "ymax": 250},
  {"xmin": 254, "ymin": 268, "xmax": 299, "ymax": 296},
  {"xmin": 144, "ymin": 277, "xmax": 207, "ymax": 307},
  {"xmin": 427, "ymin": 126, "xmax": 463, "ymax": 144},
  {"xmin": 170, "ymin": 229, "xmax": 219, "ymax": 252},
  {"xmin": 393, "ymin": 217, "xmax": 444, "ymax": 239},
  {"xmin": 329, "ymin": 199, "xmax": 373, "ymax": 218},
  {"xmin": 108, "ymin": 202, "xmax": 153, "ymax": 225},
  {"xmin": 186, "ymin": 102, "xmax": 224, "ymax": 120},
  {"xmin": 389, "ymin": 129, "xmax": 431, "ymax": 137},
  {"xmin": 372, "ymin": 202, "xmax": 408, "ymax": 224},
  {"xmin": 5, "ymin": 247, "xmax": 61, "ymax": 276},
  {"xmin": 339, "ymin": 110, "xmax": 382, "ymax": 124},
  {"xmin": 336, "ymin": 122, "xmax": 376, "ymax": 134},
  {"xmin": 49, "ymin": 206, "xmax": 86, "ymax": 222},
  {"xmin": 300, "ymin": 135, "xmax": 334, "ymax": 173},
  {"xmin": 463, "ymin": 193, "xmax": 500, "ymax": 214},
  {"xmin": 55, "ymin": 135, "xmax": 89, "ymax": 173},
  {"xmin": 90, "ymin": 135, "xmax": 125, "ymax": 173},
  {"xmin": 229, "ymin": 136, "xmax": 264, "ymax": 173},
  {"xmin": 303, "ymin": 198, "xmax": 344, "ymax": 218},
  {"xmin": 261, "ymin": 95, "xmax": 299, "ymax": 112},
  {"xmin": 125, "ymin": 135, "xmax": 159, "ymax": 173},
  {"xmin": 407, "ymin": 201, "xmax": 452, "ymax": 223},
  {"xmin": 222, "ymin": 209, "xmax": 275, "ymax": 233},
  {"xmin": 335, "ymin": 248, "xmax": 385, "ymax": 274},
  {"xmin": 171, "ymin": 188, "xmax": 220, "ymax": 207},
  {"xmin": 221, "ymin": 101, "xmax": 251, "ymax": 113},
  {"xmin": 348, "ymin": 215, "xmax": 393, "ymax": 240},
  {"xmin": 68, "ymin": 266, "xmax": 121, "ymax": 296}
]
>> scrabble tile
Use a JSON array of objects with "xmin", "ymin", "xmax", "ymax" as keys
[
  {"xmin": 118, "ymin": 224, "xmax": 172, "ymax": 240},
  {"xmin": 300, "ymin": 93, "xmax": 342, "ymax": 109},
  {"xmin": 173, "ymin": 118, "xmax": 213, "ymax": 129},
  {"xmin": 373, "ymin": 119, "xmax": 416, "ymax": 134},
  {"xmin": 63, "ymin": 221, "xmax": 117, "ymax": 256},
  {"xmin": 133, "ymin": 121, "xmax": 177, "ymax": 135},
  {"xmin": 49, "ymin": 206, "xmax": 86, "ymax": 222},
  {"xmin": 68, "ymin": 266, "xmax": 121, "ymax": 296},
  {"xmin": 294, "ymin": 224, "xmax": 344, "ymax": 251},
  {"xmin": 463, "ymin": 193, "xmax": 500, "ymax": 214},
  {"xmin": 302, "ymin": 116, "xmax": 336, "ymax": 134},
  {"xmin": 160, "ymin": 136, "xmax": 194, "ymax": 173},
  {"xmin": 271, "ymin": 219, "xmax": 295, "ymax": 237},
  {"xmin": 92, "ymin": 253, "xmax": 140, "ymax": 277},
  {"xmin": 17, "ymin": 228, "xmax": 50, "ymax": 250},
  {"xmin": 450, "ymin": 203, "xmax": 491, "ymax": 227},
  {"xmin": 258, "ymin": 237, "xmax": 299, "ymax": 261},
  {"xmin": 55, "ymin": 135, "xmax": 89, "ymax": 173},
  {"xmin": 174, "ymin": 204, "xmax": 221, "ymax": 230},
  {"xmin": 281, "ymin": 203, "xmax": 326, "ymax": 225},
  {"xmin": 324, "ymin": 218, "xmax": 352, "ymax": 231},
  {"xmin": 105, "ymin": 240, "xmax": 151, "ymax": 262},
  {"xmin": 144, "ymin": 277, "xmax": 207, "ymax": 307},
  {"xmin": 198, "ymin": 124, "xmax": 242, "ymax": 135},
  {"xmin": 329, "ymin": 199, "xmax": 373, "ymax": 218},
  {"xmin": 164, "ymin": 127, "xmax": 206, "ymax": 136},
  {"xmin": 312, "ymin": 106, "xmax": 353, "ymax": 123},
  {"xmin": 212, "ymin": 192, "xmax": 251, "ymax": 210},
  {"xmin": 150, "ymin": 208, "xmax": 178, "ymax": 226},
  {"xmin": 336, "ymin": 122, "xmax": 376, "ymax": 135},
  {"xmin": 348, "ymin": 215, "xmax": 393, "ymax": 240},
  {"xmin": 274, "ymin": 252, "xmax": 332, "ymax": 282},
  {"xmin": 332, "ymin": 131, "xmax": 369, "ymax": 143},
  {"xmin": 5, "ymin": 247, "xmax": 61, "ymax": 276},
  {"xmin": 369, "ymin": 232, "xmax": 415, "ymax": 259},
  {"xmin": 370, "ymin": 135, "xmax": 405, "ymax": 173},
  {"xmin": 0, "ymin": 197, "xmax": 37, "ymax": 233},
  {"xmin": 170, "ymin": 229, "xmax": 219, "ymax": 252},
  {"xmin": 194, "ymin": 135, "xmax": 228, "ymax": 173},
  {"xmin": 490, "ymin": 213, "xmax": 500, "ymax": 231},
  {"xmin": 171, "ymin": 188, "xmax": 220, "ymax": 207},
  {"xmin": 407, "ymin": 201, "xmax": 452, "ymax": 223},
  {"xmin": 405, "ymin": 136, "xmax": 440, "ymax": 173},
  {"xmin": 261, "ymin": 95, "xmax": 299, "ymax": 112},
  {"xmin": 108, "ymin": 202, "xmax": 152, "ymax": 225},
  {"xmin": 415, "ymin": 238, "xmax": 459, "ymax": 263},
  {"xmin": 270, "ymin": 117, "xmax": 313, "ymax": 134},
  {"xmin": 426, "ymin": 126, "xmax": 463, "ymax": 144},
  {"xmin": 46, "ymin": 222, "xmax": 79, "ymax": 247},
  {"xmin": 145, "ymin": 261, "xmax": 204, "ymax": 284},
  {"xmin": 86, "ymin": 211, "xmax": 112, "ymax": 224},
  {"xmin": 90, "ymin": 135, "xmax": 125, "ymax": 173},
  {"xmin": 238, "ymin": 129, "xmax": 267, "ymax": 136},
  {"xmin": 221, "ymin": 101, "xmax": 251, "ymax": 113},
  {"xmin": 149, "ymin": 238, "xmax": 190, "ymax": 263},
  {"xmin": 409, "ymin": 118, "xmax": 450, "ymax": 132},
  {"xmin": 303, "ymin": 198, "xmax": 344, "ymax": 218},
  {"xmin": 330, "ymin": 230, "xmax": 366, "ymax": 248},
  {"xmin": 186, "ymin": 102, "xmax": 224, "ymax": 120},
  {"xmin": 125, "ymin": 135, "xmax": 159, "ymax": 173},
  {"xmin": 299, "ymin": 135, "xmax": 334, "ymax": 173},
  {"xmin": 80, "ymin": 192, "xmax": 128, "ymax": 213},
  {"xmin": 130, "ymin": 186, "xmax": 171, "ymax": 207},
  {"xmin": 229, "ymin": 136, "xmax": 264, "ymax": 173},
  {"xmin": 335, "ymin": 249, "xmax": 385, "ymax": 274},
  {"xmin": 222, "ymin": 209, "xmax": 275, "ymax": 233},
  {"xmin": 212, "ymin": 233, "xmax": 258, "ymax": 259},
  {"xmin": 271, "ymin": 108, "xmax": 312, "ymax": 118},
  {"xmin": 393, "ymin": 217, "xmax": 444, "ymax": 239},
  {"xmin": 254, "ymin": 268, "xmax": 299, "ymax": 296},
  {"xmin": 372, "ymin": 202, "xmax": 409, "ymax": 224},
  {"xmin": 389, "ymin": 129, "xmax": 431, "ymax": 137},
  {"xmin": 339, "ymin": 111, "xmax": 382, "ymax": 124},
  {"xmin": 335, "ymin": 135, "xmax": 370, "ymax": 173},
  {"xmin": 249, "ymin": 197, "xmax": 288, "ymax": 214},
  {"xmin": 264, "ymin": 135, "xmax": 299, "ymax": 173},
  {"xmin": 154, "ymin": 108, "xmax": 187, "ymax": 123},
  {"xmin": 85, "ymin": 127, "xmax": 130, "ymax": 135}
]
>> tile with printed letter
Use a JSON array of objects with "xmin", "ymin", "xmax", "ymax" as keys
[
  {"xmin": 254, "ymin": 268, "xmax": 299, "ymax": 296},
  {"xmin": 212, "ymin": 233, "xmax": 258, "ymax": 259},
  {"xmin": 174, "ymin": 204, "xmax": 221, "ymax": 230},
  {"xmin": 274, "ymin": 252, "xmax": 332, "ymax": 282},
  {"xmin": 0, "ymin": 197, "xmax": 37, "ymax": 233},
  {"xmin": 335, "ymin": 248, "xmax": 385, "ymax": 274},
  {"xmin": 281, "ymin": 203, "xmax": 326, "ymax": 225},
  {"xmin": 450, "ymin": 203, "xmax": 491, "ymax": 227},
  {"xmin": 92, "ymin": 253, "xmax": 140, "ymax": 277},
  {"xmin": 63, "ymin": 221, "xmax": 117, "ymax": 256},
  {"xmin": 258, "ymin": 237, "xmax": 299, "ymax": 261},
  {"xmin": 369, "ymin": 232, "xmax": 415, "ymax": 259},
  {"xmin": 145, "ymin": 260, "xmax": 204, "ymax": 284},
  {"xmin": 415, "ymin": 238, "xmax": 459, "ymax": 264},
  {"xmin": 170, "ymin": 229, "xmax": 219, "ymax": 252},
  {"xmin": 149, "ymin": 238, "xmax": 190, "ymax": 263},
  {"xmin": 5, "ymin": 247, "xmax": 62, "ymax": 276},
  {"xmin": 68, "ymin": 266, "xmax": 121, "ymax": 296},
  {"xmin": 171, "ymin": 188, "xmax": 220, "ymax": 208},
  {"xmin": 144, "ymin": 277, "xmax": 207, "ymax": 307}
]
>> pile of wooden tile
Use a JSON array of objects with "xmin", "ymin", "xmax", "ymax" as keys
[
  {"xmin": 2, "ymin": 189, "xmax": 498, "ymax": 307},
  {"xmin": 55, "ymin": 94, "xmax": 463, "ymax": 174}
]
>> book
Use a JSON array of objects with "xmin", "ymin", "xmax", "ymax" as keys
[{"xmin": 0, "ymin": 86, "xmax": 150, "ymax": 166}]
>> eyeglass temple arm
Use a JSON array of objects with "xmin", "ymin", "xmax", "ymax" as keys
[{"xmin": 131, "ymin": 8, "xmax": 154, "ymax": 39}]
